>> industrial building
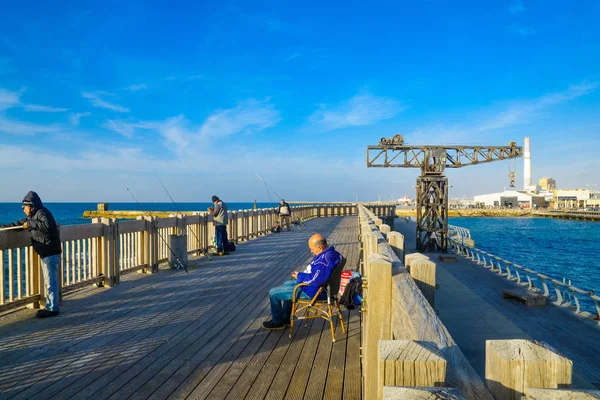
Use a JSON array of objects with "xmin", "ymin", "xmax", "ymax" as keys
[
  {"xmin": 554, "ymin": 189, "xmax": 600, "ymax": 209},
  {"xmin": 474, "ymin": 190, "xmax": 545, "ymax": 208},
  {"xmin": 472, "ymin": 137, "xmax": 547, "ymax": 208}
]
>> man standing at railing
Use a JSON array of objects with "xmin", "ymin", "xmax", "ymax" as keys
[
  {"xmin": 0, "ymin": 191, "xmax": 61, "ymax": 318},
  {"xmin": 208, "ymin": 195, "xmax": 229, "ymax": 256},
  {"xmin": 277, "ymin": 199, "xmax": 292, "ymax": 232}
]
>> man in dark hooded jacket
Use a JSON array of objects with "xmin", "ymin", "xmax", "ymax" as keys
[{"xmin": 0, "ymin": 191, "xmax": 62, "ymax": 318}]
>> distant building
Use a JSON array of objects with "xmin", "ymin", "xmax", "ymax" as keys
[
  {"xmin": 554, "ymin": 189, "xmax": 600, "ymax": 209},
  {"xmin": 539, "ymin": 177, "xmax": 556, "ymax": 191},
  {"xmin": 474, "ymin": 190, "xmax": 545, "ymax": 208}
]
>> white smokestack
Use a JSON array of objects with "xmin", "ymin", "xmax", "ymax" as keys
[{"xmin": 524, "ymin": 137, "xmax": 531, "ymax": 189}]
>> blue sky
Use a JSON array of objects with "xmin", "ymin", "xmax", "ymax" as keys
[{"xmin": 0, "ymin": 0, "xmax": 599, "ymax": 202}]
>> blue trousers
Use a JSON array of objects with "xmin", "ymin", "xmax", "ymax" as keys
[
  {"xmin": 268, "ymin": 279, "xmax": 310, "ymax": 324},
  {"xmin": 215, "ymin": 225, "xmax": 228, "ymax": 252},
  {"xmin": 41, "ymin": 254, "xmax": 60, "ymax": 311}
]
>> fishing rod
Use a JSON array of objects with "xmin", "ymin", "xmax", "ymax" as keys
[
  {"xmin": 126, "ymin": 187, "xmax": 188, "ymax": 273},
  {"xmin": 154, "ymin": 173, "xmax": 211, "ymax": 260},
  {"xmin": 255, "ymin": 173, "xmax": 281, "ymax": 208},
  {"xmin": 0, "ymin": 226, "xmax": 24, "ymax": 232}
]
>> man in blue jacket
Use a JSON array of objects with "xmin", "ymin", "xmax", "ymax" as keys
[{"xmin": 263, "ymin": 233, "xmax": 342, "ymax": 330}]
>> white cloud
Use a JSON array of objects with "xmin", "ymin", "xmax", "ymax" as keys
[
  {"xmin": 127, "ymin": 83, "xmax": 148, "ymax": 92},
  {"xmin": 198, "ymin": 99, "xmax": 281, "ymax": 139},
  {"xmin": 0, "ymin": 88, "xmax": 20, "ymax": 110},
  {"xmin": 104, "ymin": 116, "xmax": 192, "ymax": 153},
  {"xmin": 0, "ymin": 115, "xmax": 61, "ymax": 136},
  {"xmin": 103, "ymin": 119, "xmax": 139, "ymax": 138},
  {"xmin": 475, "ymin": 82, "xmax": 598, "ymax": 132},
  {"xmin": 308, "ymin": 93, "xmax": 404, "ymax": 132},
  {"xmin": 509, "ymin": 2, "xmax": 526, "ymax": 13},
  {"xmin": 141, "ymin": 116, "xmax": 191, "ymax": 154},
  {"xmin": 81, "ymin": 92, "xmax": 130, "ymax": 112},
  {"xmin": 103, "ymin": 99, "xmax": 280, "ymax": 154},
  {"xmin": 24, "ymin": 104, "xmax": 69, "ymax": 112},
  {"xmin": 407, "ymin": 82, "xmax": 598, "ymax": 144},
  {"xmin": 69, "ymin": 112, "xmax": 91, "ymax": 126},
  {"xmin": 507, "ymin": 24, "xmax": 537, "ymax": 36}
]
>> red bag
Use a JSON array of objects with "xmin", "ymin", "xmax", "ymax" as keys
[{"xmin": 339, "ymin": 271, "xmax": 353, "ymax": 296}]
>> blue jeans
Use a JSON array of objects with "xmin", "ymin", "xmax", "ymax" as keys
[
  {"xmin": 41, "ymin": 254, "xmax": 60, "ymax": 311},
  {"xmin": 269, "ymin": 279, "xmax": 310, "ymax": 324},
  {"xmin": 215, "ymin": 225, "xmax": 228, "ymax": 252}
]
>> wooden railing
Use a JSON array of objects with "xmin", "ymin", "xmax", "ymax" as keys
[
  {"xmin": 358, "ymin": 205, "xmax": 493, "ymax": 400},
  {"xmin": 449, "ymin": 239, "xmax": 600, "ymax": 323},
  {"xmin": 1, "ymin": 204, "xmax": 357, "ymax": 312}
]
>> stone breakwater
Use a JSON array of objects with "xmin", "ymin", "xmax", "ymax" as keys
[{"xmin": 396, "ymin": 209, "xmax": 533, "ymax": 218}]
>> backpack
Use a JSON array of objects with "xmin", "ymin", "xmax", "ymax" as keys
[{"xmin": 225, "ymin": 241, "xmax": 236, "ymax": 252}]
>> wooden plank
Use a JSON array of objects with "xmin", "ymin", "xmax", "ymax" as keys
[
  {"xmin": 110, "ymin": 220, "xmax": 338, "ymax": 398},
  {"xmin": 0, "ymin": 216, "xmax": 362, "ymax": 400},
  {"xmin": 74, "ymin": 240, "xmax": 314, "ymax": 400}
]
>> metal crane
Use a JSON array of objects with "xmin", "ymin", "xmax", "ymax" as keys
[{"xmin": 367, "ymin": 135, "xmax": 523, "ymax": 252}]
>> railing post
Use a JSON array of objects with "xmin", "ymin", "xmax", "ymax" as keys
[
  {"xmin": 380, "ymin": 223, "xmax": 390, "ymax": 238},
  {"xmin": 486, "ymin": 340, "xmax": 572, "ymax": 400},
  {"xmin": 378, "ymin": 340, "xmax": 446, "ymax": 399},
  {"xmin": 387, "ymin": 231, "xmax": 405, "ymax": 264},
  {"xmin": 26, "ymin": 246, "xmax": 42, "ymax": 309},
  {"xmin": 411, "ymin": 259, "xmax": 437, "ymax": 309},
  {"xmin": 99, "ymin": 218, "xmax": 119, "ymax": 286},
  {"xmin": 144, "ymin": 216, "xmax": 159, "ymax": 273},
  {"xmin": 364, "ymin": 254, "xmax": 393, "ymax": 400}
]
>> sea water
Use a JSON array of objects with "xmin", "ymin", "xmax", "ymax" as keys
[{"xmin": 450, "ymin": 217, "xmax": 600, "ymax": 313}]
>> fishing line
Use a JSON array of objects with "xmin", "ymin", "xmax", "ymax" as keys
[
  {"xmin": 255, "ymin": 173, "xmax": 282, "ymax": 208},
  {"xmin": 125, "ymin": 187, "xmax": 188, "ymax": 273},
  {"xmin": 154, "ymin": 173, "xmax": 211, "ymax": 260}
]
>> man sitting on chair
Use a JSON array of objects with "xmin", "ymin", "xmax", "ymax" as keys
[{"xmin": 263, "ymin": 233, "xmax": 342, "ymax": 330}]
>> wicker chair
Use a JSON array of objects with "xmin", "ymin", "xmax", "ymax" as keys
[{"xmin": 289, "ymin": 257, "xmax": 347, "ymax": 342}]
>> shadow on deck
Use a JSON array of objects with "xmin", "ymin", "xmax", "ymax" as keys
[{"xmin": 0, "ymin": 216, "xmax": 361, "ymax": 400}]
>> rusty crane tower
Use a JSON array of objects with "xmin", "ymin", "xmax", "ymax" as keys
[{"xmin": 367, "ymin": 135, "xmax": 523, "ymax": 252}]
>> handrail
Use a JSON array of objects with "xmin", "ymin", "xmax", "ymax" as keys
[
  {"xmin": 1, "ymin": 203, "xmax": 358, "ymax": 311},
  {"xmin": 449, "ymin": 237, "xmax": 600, "ymax": 323},
  {"xmin": 448, "ymin": 224, "xmax": 472, "ymax": 239}
]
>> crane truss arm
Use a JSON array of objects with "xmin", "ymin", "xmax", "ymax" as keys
[{"xmin": 366, "ymin": 145, "xmax": 523, "ymax": 169}]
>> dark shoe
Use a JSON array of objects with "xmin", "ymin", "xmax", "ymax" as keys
[
  {"xmin": 223, "ymin": 251, "xmax": 230, "ymax": 255},
  {"xmin": 283, "ymin": 319, "xmax": 291, "ymax": 326},
  {"xmin": 262, "ymin": 320, "xmax": 285, "ymax": 330},
  {"xmin": 36, "ymin": 309, "xmax": 59, "ymax": 318}
]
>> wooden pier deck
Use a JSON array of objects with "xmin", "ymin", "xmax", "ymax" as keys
[
  {"xmin": 395, "ymin": 219, "xmax": 600, "ymax": 390},
  {"xmin": 0, "ymin": 216, "xmax": 361, "ymax": 400}
]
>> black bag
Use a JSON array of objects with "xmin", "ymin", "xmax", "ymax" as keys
[
  {"xmin": 225, "ymin": 241, "xmax": 236, "ymax": 252},
  {"xmin": 339, "ymin": 277, "xmax": 362, "ymax": 310}
]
